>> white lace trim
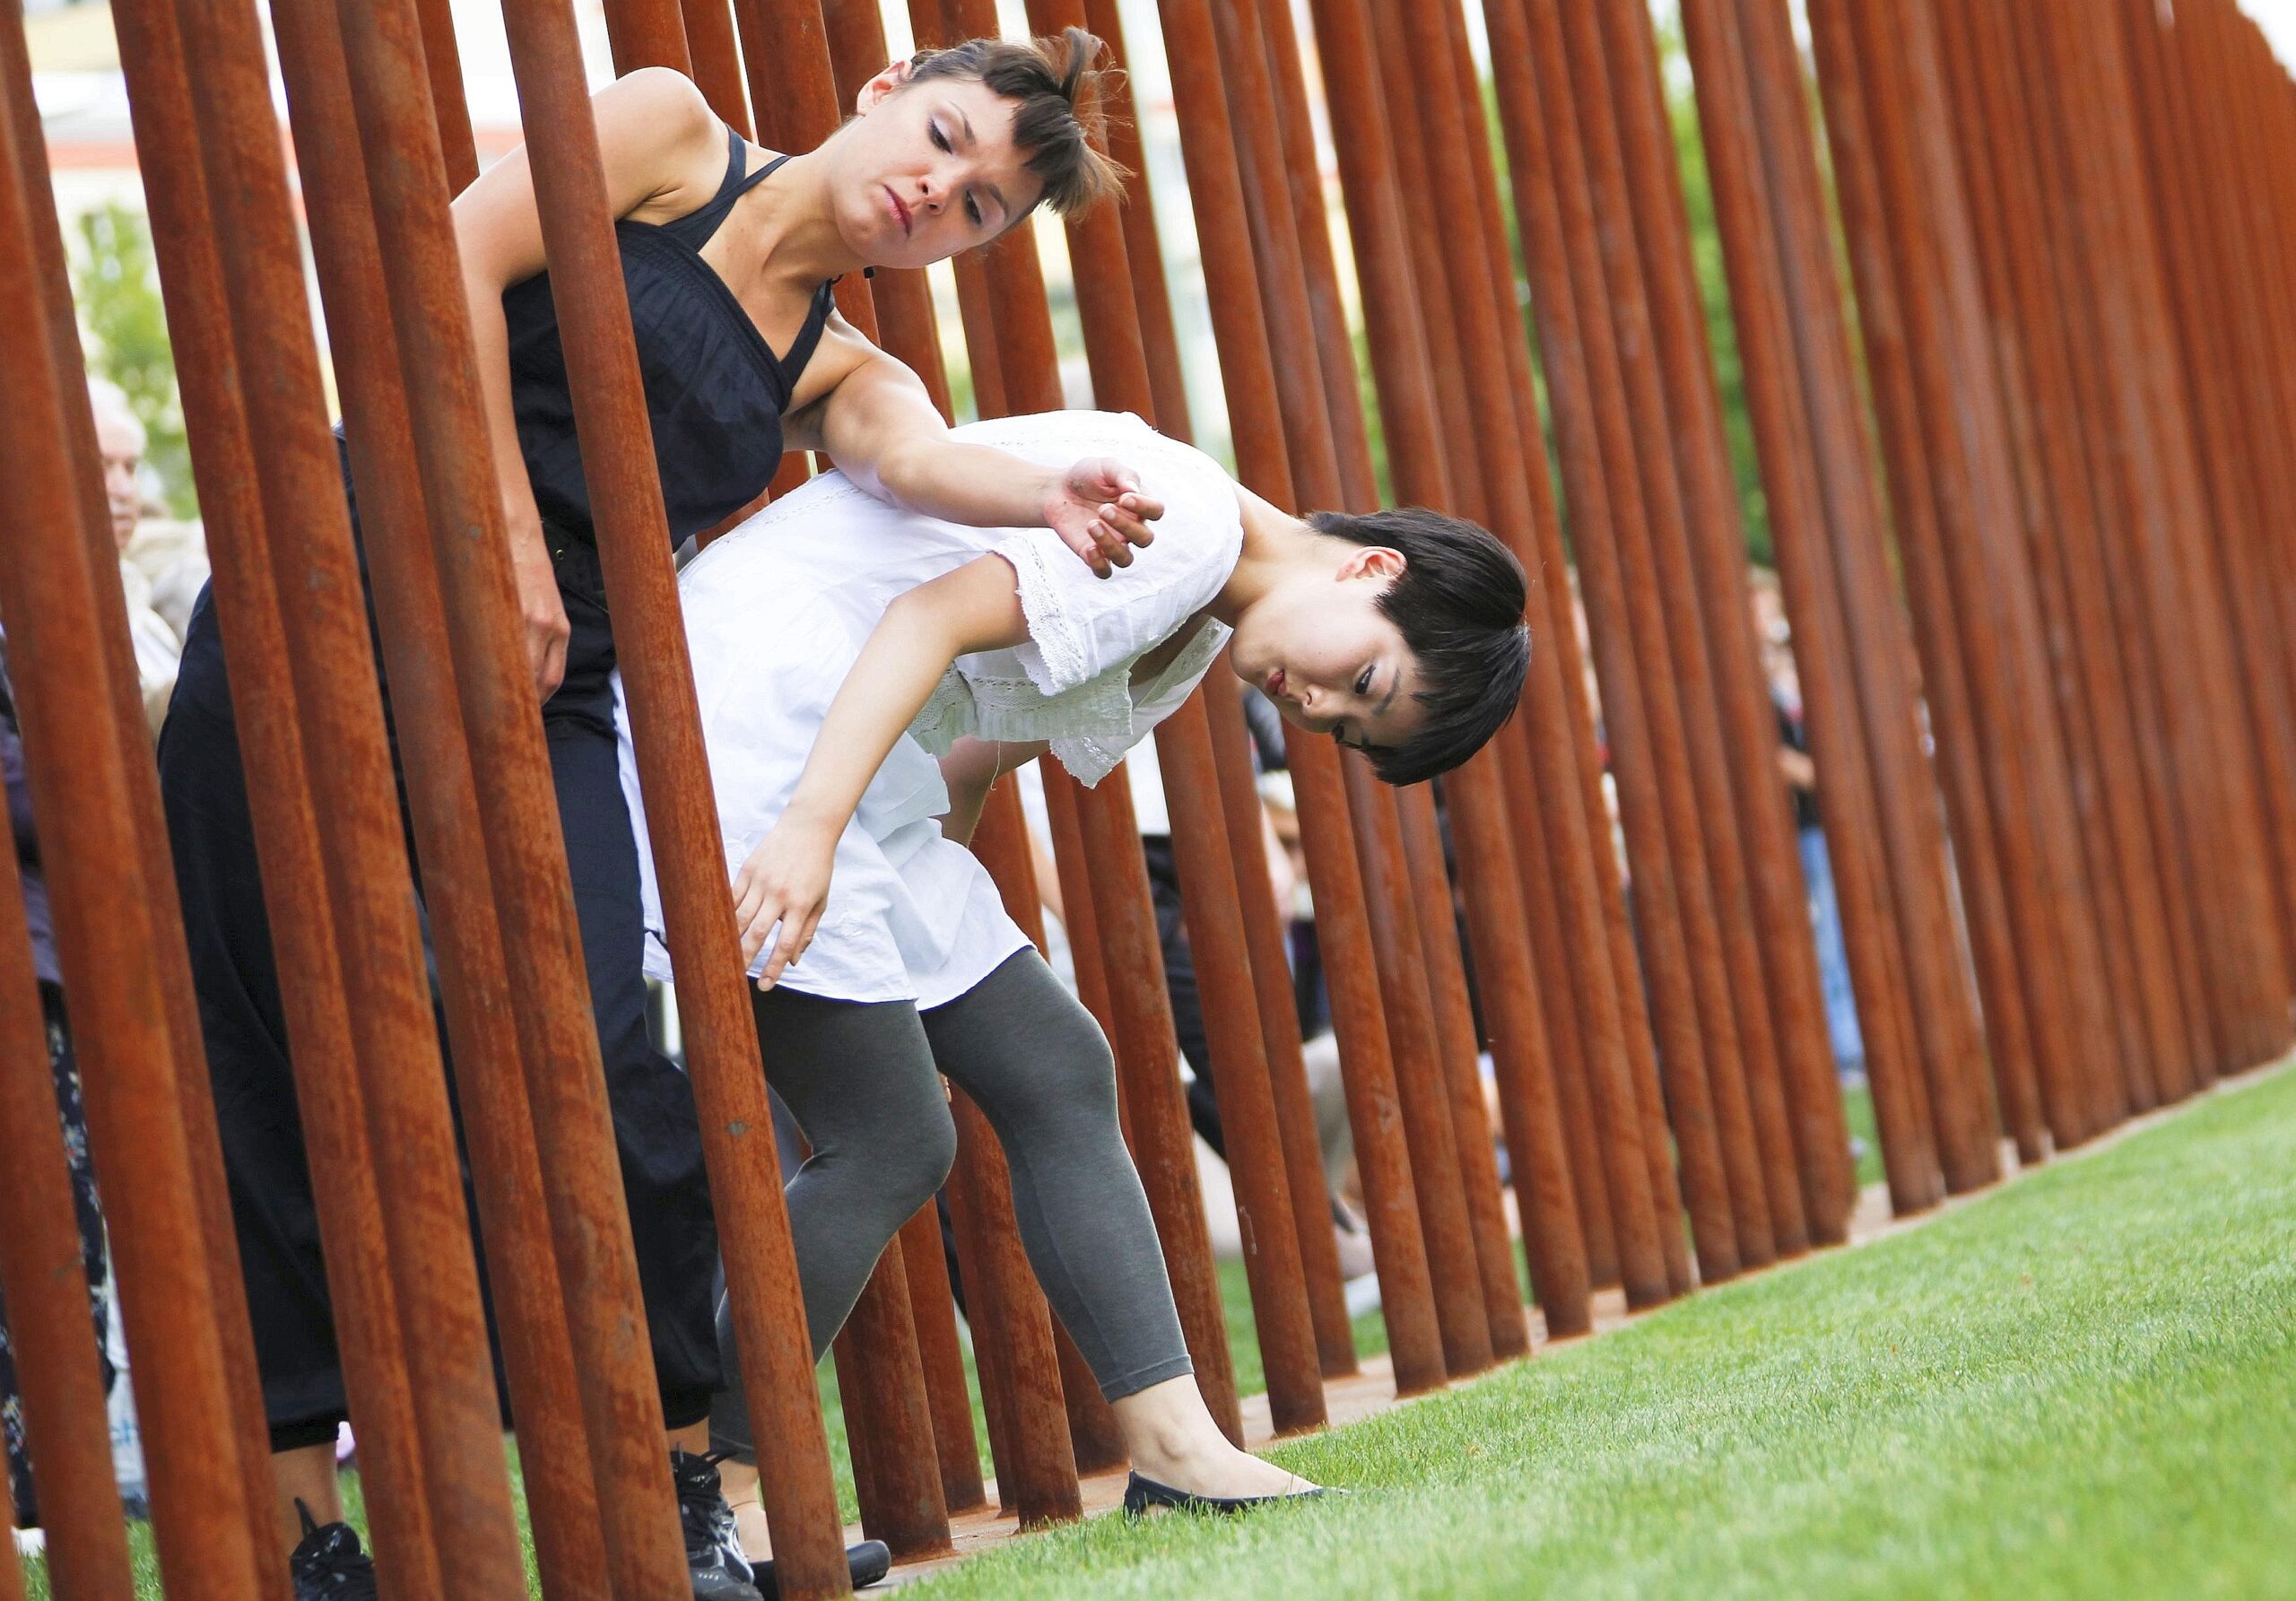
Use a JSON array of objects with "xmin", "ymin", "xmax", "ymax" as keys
[
  {"xmin": 909, "ymin": 616, "xmax": 1231, "ymax": 788},
  {"xmin": 990, "ymin": 529, "xmax": 1092, "ymax": 697}
]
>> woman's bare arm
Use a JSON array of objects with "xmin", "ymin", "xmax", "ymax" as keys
[
  {"xmin": 731, "ymin": 553, "xmax": 1034, "ymax": 984},
  {"xmin": 451, "ymin": 68, "xmax": 725, "ymax": 697},
  {"xmin": 786, "ymin": 340, "xmax": 1162, "ymax": 575}
]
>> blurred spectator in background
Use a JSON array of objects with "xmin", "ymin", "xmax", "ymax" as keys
[
  {"xmin": 1752, "ymin": 570, "xmax": 1866, "ymax": 1081},
  {"xmin": 0, "ymin": 650, "xmax": 117, "ymax": 1533},
  {"xmin": 90, "ymin": 378, "xmax": 198, "ymax": 741}
]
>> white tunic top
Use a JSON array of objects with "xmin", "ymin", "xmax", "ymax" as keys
[{"xmin": 615, "ymin": 410, "xmax": 1242, "ymax": 1007}]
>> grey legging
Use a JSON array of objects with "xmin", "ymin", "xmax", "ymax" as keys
[{"xmin": 709, "ymin": 950, "xmax": 1191, "ymax": 1457}]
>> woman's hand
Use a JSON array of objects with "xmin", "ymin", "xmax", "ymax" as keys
[
  {"xmin": 1040, "ymin": 458, "xmax": 1163, "ymax": 578},
  {"xmin": 509, "ymin": 530, "xmax": 571, "ymax": 701},
  {"xmin": 732, "ymin": 816, "xmax": 839, "ymax": 989}
]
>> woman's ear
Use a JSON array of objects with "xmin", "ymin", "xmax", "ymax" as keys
[
  {"xmin": 855, "ymin": 58, "xmax": 914, "ymax": 115},
  {"xmin": 1338, "ymin": 545, "xmax": 1407, "ymax": 584}
]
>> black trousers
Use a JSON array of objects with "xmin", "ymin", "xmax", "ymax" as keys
[{"xmin": 157, "ymin": 525, "xmax": 720, "ymax": 1450}]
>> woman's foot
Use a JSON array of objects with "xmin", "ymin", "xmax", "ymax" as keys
[{"xmin": 1112, "ymin": 1376, "xmax": 1321, "ymax": 1501}]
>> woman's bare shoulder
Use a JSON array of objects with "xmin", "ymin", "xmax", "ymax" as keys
[{"xmin": 599, "ymin": 68, "xmax": 734, "ymax": 225}]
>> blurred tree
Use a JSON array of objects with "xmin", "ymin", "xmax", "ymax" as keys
[{"xmin": 73, "ymin": 201, "xmax": 196, "ymax": 518}]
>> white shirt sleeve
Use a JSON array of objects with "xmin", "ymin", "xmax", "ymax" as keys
[{"xmin": 984, "ymin": 437, "xmax": 1244, "ymax": 700}]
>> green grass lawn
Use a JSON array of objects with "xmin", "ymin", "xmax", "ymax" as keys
[
  {"xmin": 909, "ymin": 1061, "xmax": 2296, "ymax": 1598},
  {"xmin": 25, "ymin": 1066, "xmax": 2286, "ymax": 1596}
]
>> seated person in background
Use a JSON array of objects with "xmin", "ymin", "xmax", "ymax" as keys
[
  {"xmin": 88, "ymin": 380, "xmax": 183, "ymax": 742},
  {"xmin": 619, "ymin": 407, "xmax": 1527, "ymax": 1553}
]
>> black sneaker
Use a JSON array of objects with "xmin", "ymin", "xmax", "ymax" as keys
[
  {"xmin": 673, "ymin": 1448, "xmax": 764, "ymax": 1601},
  {"xmin": 289, "ymin": 1499, "xmax": 378, "ymax": 1600}
]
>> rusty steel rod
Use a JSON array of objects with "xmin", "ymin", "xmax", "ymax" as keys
[
  {"xmin": 1304, "ymin": 0, "xmax": 1627, "ymax": 1307},
  {"xmin": 1022, "ymin": 0, "xmax": 1333, "ymax": 1425},
  {"xmin": 96, "ymin": 8, "xmax": 457, "ymax": 1592},
  {"xmin": 0, "ymin": 842, "xmax": 132, "ymax": 1597},
  {"xmin": 1537, "ymin": 0, "xmax": 1796, "ymax": 1263},
  {"xmin": 1487, "ymin": 0, "xmax": 1750, "ymax": 1278},
  {"xmin": 1063, "ymin": 0, "xmax": 1361, "ymax": 1375},
  {"xmin": 2081, "ymin": 0, "xmax": 2295, "ymax": 1066},
  {"xmin": 1236, "ymin": 0, "xmax": 1532, "ymax": 1357},
  {"xmin": 2064, "ymin": 0, "xmax": 2294, "ymax": 1067},
  {"xmin": 1734, "ymin": 0, "xmax": 1976, "ymax": 1202},
  {"xmin": 1219, "ymin": 0, "xmax": 1498, "ymax": 1379},
  {"xmin": 1318, "ymin": 48, "xmax": 1613, "ymax": 1296},
  {"xmin": 1888, "ymin": 0, "xmax": 2134, "ymax": 1129},
  {"xmin": 681, "ymin": 0, "xmax": 754, "ymax": 132},
  {"xmin": 896, "ymin": 1205, "xmax": 988, "ymax": 1511},
  {"xmin": 1946, "ymin": 0, "xmax": 2215, "ymax": 1104},
  {"xmin": 963, "ymin": 779, "xmax": 1130, "ymax": 1482},
  {"xmin": 1680, "ymin": 0, "xmax": 1946, "ymax": 1212},
  {"xmin": 0, "ymin": 80, "xmax": 271, "ymax": 1601},
  {"xmin": 334, "ymin": 0, "xmax": 709, "ymax": 1588},
  {"xmin": 1439, "ymin": 0, "xmax": 1684, "ymax": 1301},
  {"xmin": 2002, "ymin": 0, "xmax": 2231, "ymax": 1086},
  {"xmin": 964, "ymin": 781, "xmax": 1089, "ymax": 1519},
  {"xmin": 1392, "ymin": 784, "xmax": 1540, "ymax": 1356},
  {"xmin": 265, "ymin": 5, "xmax": 613, "ymax": 1590},
  {"xmin": 1809, "ymin": 0, "xmax": 2117, "ymax": 1148},
  {"xmin": 1927, "ymin": 0, "xmax": 2178, "ymax": 1132},
  {"xmin": 1151, "ymin": 0, "xmax": 1452, "ymax": 1393},
  {"xmin": 6, "ymin": 10, "xmax": 293, "ymax": 1586},
  {"xmin": 601, "ymin": 0, "xmax": 691, "ymax": 73},
  {"xmin": 1753, "ymin": 0, "xmax": 2001, "ymax": 1196},
  {"xmin": 487, "ymin": 2, "xmax": 857, "ymax": 1589},
  {"xmin": 1557, "ymin": 0, "xmax": 1813, "ymax": 1249},
  {"xmin": 2011, "ymin": 0, "xmax": 2290, "ymax": 1075},
  {"xmin": 917, "ymin": 11, "xmax": 1243, "ymax": 1440},
  {"xmin": 831, "ymin": 1246, "xmax": 952, "ymax": 1559},
  {"xmin": 1152, "ymin": 708, "xmax": 1330, "ymax": 1430},
  {"xmin": 2118, "ymin": 0, "xmax": 2296, "ymax": 1017},
  {"xmin": 1590, "ymin": 0, "xmax": 1856, "ymax": 1237},
  {"xmin": 169, "ymin": 0, "xmax": 536, "ymax": 1587},
  {"xmin": 723, "ymin": 0, "xmax": 958, "ymax": 1533},
  {"xmin": 1946, "ymin": 0, "xmax": 2195, "ymax": 1111},
  {"xmin": 1413, "ymin": 0, "xmax": 1693, "ymax": 1304},
  {"xmin": 1203, "ymin": 675, "xmax": 1364, "ymax": 1376}
]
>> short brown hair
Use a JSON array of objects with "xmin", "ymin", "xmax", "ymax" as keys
[{"xmin": 907, "ymin": 27, "xmax": 1126, "ymax": 219}]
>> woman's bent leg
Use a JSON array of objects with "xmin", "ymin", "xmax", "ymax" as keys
[
  {"xmin": 918, "ymin": 952, "xmax": 1191, "ymax": 1402},
  {"xmin": 709, "ymin": 988, "xmax": 954, "ymax": 1458}
]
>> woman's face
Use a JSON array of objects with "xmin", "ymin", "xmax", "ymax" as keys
[
  {"xmin": 830, "ymin": 67, "xmax": 1041, "ymax": 269},
  {"xmin": 1229, "ymin": 547, "xmax": 1426, "ymax": 757}
]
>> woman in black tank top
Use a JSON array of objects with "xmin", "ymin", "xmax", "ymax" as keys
[{"xmin": 157, "ymin": 29, "xmax": 1180, "ymax": 1599}]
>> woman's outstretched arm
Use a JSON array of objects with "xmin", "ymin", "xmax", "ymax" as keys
[
  {"xmin": 730, "ymin": 553, "xmax": 1031, "ymax": 984},
  {"xmin": 787, "ymin": 344, "xmax": 1163, "ymax": 576}
]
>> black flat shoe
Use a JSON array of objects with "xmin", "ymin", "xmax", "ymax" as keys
[
  {"xmin": 752, "ymin": 1539, "xmax": 893, "ymax": 1597},
  {"xmin": 1122, "ymin": 1470, "xmax": 1326, "ymax": 1517}
]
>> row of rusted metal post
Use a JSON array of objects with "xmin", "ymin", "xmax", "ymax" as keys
[{"xmin": 7, "ymin": 0, "xmax": 2296, "ymax": 1593}]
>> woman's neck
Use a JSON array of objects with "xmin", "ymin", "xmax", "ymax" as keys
[
  {"xmin": 1211, "ymin": 487, "xmax": 1317, "ymax": 625},
  {"xmin": 739, "ymin": 147, "xmax": 865, "ymax": 291}
]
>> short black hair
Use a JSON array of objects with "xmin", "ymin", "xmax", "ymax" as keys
[{"xmin": 1309, "ymin": 507, "xmax": 1530, "ymax": 785}]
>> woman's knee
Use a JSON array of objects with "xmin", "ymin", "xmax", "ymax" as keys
[{"xmin": 888, "ymin": 1101, "xmax": 957, "ymax": 1215}]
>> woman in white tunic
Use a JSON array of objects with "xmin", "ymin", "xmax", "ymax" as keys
[{"xmin": 619, "ymin": 408, "xmax": 1530, "ymax": 1533}]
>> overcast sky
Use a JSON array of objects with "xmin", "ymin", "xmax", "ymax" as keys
[{"xmin": 2250, "ymin": 0, "xmax": 2296, "ymax": 62}]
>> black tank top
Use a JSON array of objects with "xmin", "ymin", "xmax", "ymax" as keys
[{"xmin": 500, "ymin": 123, "xmax": 837, "ymax": 545}]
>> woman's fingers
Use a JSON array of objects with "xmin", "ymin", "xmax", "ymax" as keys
[{"xmin": 759, "ymin": 897, "xmax": 820, "ymax": 989}]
